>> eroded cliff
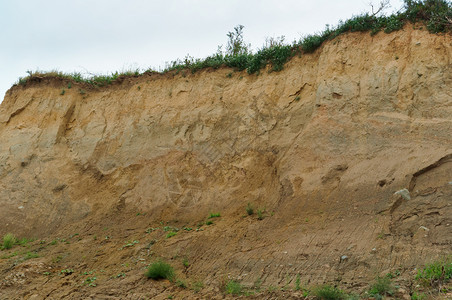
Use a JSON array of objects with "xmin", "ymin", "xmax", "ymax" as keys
[{"xmin": 0, "ymin": 26, "xmax": 451, "ymax": 299}]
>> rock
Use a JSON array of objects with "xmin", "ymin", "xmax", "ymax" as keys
[{"xmin": 394, "ymin": 189, "xmax": 411, "ymax": 201}]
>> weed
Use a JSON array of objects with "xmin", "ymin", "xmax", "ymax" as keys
[
  {"xmin": 53, "ymin": 255, "xmax": 63, "ymax": 263},
  {"xmin": 61, "ymin": 269, "xmax": 74, "ymax": 275},
  {"xmin": 1, "ymin": 252, "xmax": 18, "ymax": 259},
  {"xmin": 120, "ymin": 240, "xmax": 139, "ymax": 249},
  {"xmin": 166, "ymin": 232, "xmax": 177, "ymax": 238},
  {"xmin": 67, "ymin": 82, "xmax": 72, "ymax": 89},
  {"xmin": 313, "ymin": 285, "xmax": 346, "ymax": 300},
  {"xmin": 225, "ymin": 280, "xmax": 243, "ymax": 295},
  {"xmin": 267, "ymin": 285, "xmax": 277, "ymax": 292},
  {"xmin": 163, "ymin": 226, "xmax": 179, "ymax": 232},
  {"xmin": 192, "ymin": 281, "xmax": 204, "ymax": 293},
  {"xmin": 145, "ymin": 260, "xmax": 174, "ymax": 281},
  {"xmin": 176, "ymin": 279, "xmax": 187, "ymax": 288},
  {"xmin": 208, "ymin": 212, "xmax": 221, "ymax": 219},
  {"xmin": 146, "ymin": 227, "xmax": 159, "ymax": 233},
  {"xmin": 60, "ymin": 89, "xmax": 65, "ymax": 95},
  {"xmin": 84, "ymin": 276, "xmax": 97, "ymax": 287},
  {"xmin": 246, "ymin": 203, "xmax": 254, "ymax": 215},
  {"xmin": 226, "ymin": 24, "xmax": 250, "ymax": 56},
  {"xmin": 386, "ymin": 269, "xmax": 401, "ymax": 279},
  {"xmin": 411, "ymin": 291, "xmax": 427, "ymax": 299},
  {"xmin": 182, "ymin": 257, "xmax": 189, "ymax": 268},
  {"xmin": 415, "ymin": 257, "xmax": 452, "ymax": 288},
  {"xmin": 295, "ymin": 96, "xmax": 301, "ymax": 101},
  {"xmin": 82, "ymin": 270, "xmax": 94, "ymax": 275},
  {"xmin": 205, "ymin": 220, "xmax": 213, "ymax": 225},
  {"xmin": 294, "ymin": 274, "xmax": 301, "ymax": 291},
  {"xmin": 18, "ymin": 77, "xmax": 27, "ymax": 85},
  {"xmin": 226, "ymin": 72, "xmax": 232, "ymax": 78},
  {"xmin": 43, "ymin": 271, "xmax": 51, "ymax": 275},
  {"xmin": 17, "ymin": 238, "xmax": 33, "ymax": 247},
  {"xmin": 2, "ymin": 233, "xmax": 16, "ymax": 250},
  {"xmin": 253, "ymin": 278, "xmax": 262, "ymax": 292},
  {"xmin": 369, "ymin": 276, "xmax": 393, "ymax": 298},
  {"xmin": 24, "ymin": 252, "xmax": 39, "ymax": 260},
  {"xmin": 257, "ymin": 209, "xmax": 265, "ymax": 220}
]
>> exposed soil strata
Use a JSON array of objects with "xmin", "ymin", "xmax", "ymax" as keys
[{"xmin": 0, "ymin": 27, "xmax": 451, "ymax": 299}]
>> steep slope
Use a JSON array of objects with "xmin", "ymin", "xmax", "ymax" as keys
[{"xmin": 0, "ymin": 26, "xmax": 451, "ymax": 299}]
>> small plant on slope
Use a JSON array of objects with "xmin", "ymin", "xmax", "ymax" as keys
[
  {"xmin": 369, "ymin": 276, "xmax": 394, "ymax": 299},
  {"xmin": 225, "ymin": 280, "xmax": 243, "ymax": 295},
  {"xmin": 145, "ymin": 260, "xmax": 174, "ymax": 281},
  {"xmin": 208, "ymin": 212, "xmax": 221, "ymax": 219},
  {"xmin": 246, "ymin": 203, "xmax": 254, "ymax": 215},
  {"xmin": 2, "ymin": 233, "xmax": 16, "ymax": 250},
  {"xmin": 415, "ymin": 257, "xmax": 452, "ymax": 289},
  {"xmin": 313, "ymin": 285, "xmax": 346, "ymax": 300}
]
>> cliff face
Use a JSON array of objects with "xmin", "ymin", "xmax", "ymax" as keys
[{"xmin": 0, "ymin": 27, "xmax": 451, "ymax": 298}]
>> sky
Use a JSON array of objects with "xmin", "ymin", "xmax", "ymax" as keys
[{"xmin": 0, "ymin": 0, "xmax": 405, "ymax": 102}]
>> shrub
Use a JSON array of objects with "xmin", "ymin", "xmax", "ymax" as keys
[
  {"xmin": 369, "ymin": 276, "xmax": 393, "ymax": 298},
  {"xmin": 300, "ymin": 34, "xmax": 327, "ymax": 53},
  {"xmin": 312, "ymin": 285, "xmax": 345, "ymax": 300},
  {"xmin": 404, "ymin": 0, "xmax": 452, "ymax": 33},
  {"xmin": 226, "ymin": 25, "xmax": 250, "ymax": 56},
  {"xmin": 415, "ymin": 258, "xmax": 452, "ymax": 288},
  {"xmin": 145, "ymin": 260, "xmax": 174, "ymax": 281},
  {"xmin": 2, "ymin": 233, "xmax": 16, "ymax": 250},
  {"xmin": 225, "ymin": 280, "xmax": 243, "ymax": 295}
]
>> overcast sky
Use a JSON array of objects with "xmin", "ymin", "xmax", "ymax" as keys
[{"xmin": 0, "ymin": 0, "xmax": 404, "ymax": 102}]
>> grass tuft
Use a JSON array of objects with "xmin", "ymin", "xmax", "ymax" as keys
[
  {"xmin": 225, "ymin": 280, "xmax": 243, "ymax": 295},
  {"xmin": 312, "ymin": 285, "xmax": 346, "ymax": 300},
  {"xmin": 208, "ymin": 212, "xmax": 221, "ymax": 219},
  {"xmin": 246, "ymin": 203, "xmax": 254, "ymax": 215},
  {"xmin": 2, "ymin": 233, "xmax": 16, "ymax": 250},
  {"xmin": 369, "ymin": 276, "xmax": 393, "ymax": 298},
  {"xmin": 145, "ymin": 260, "xmax": 174, "ymax": 281}
]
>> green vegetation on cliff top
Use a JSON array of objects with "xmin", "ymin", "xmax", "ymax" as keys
[{"xmin": 15, "ymin": 0, "xmax": 452, "ymax": 88}]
